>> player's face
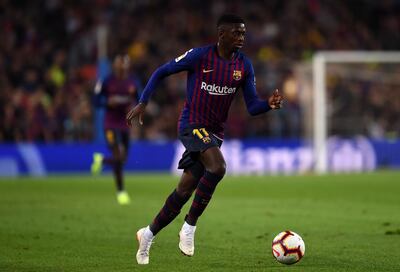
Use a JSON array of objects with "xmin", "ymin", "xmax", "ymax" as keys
[
  {"xmin": 113, "ymin": 55, "xmax": 130, "ymax": 75},
  {"xmin": 113, "ymin": 56, "xmax": 123, "ymax": 73},
  {"xmin": 227, "ymin": 23, "xmax": 246, "ymax": 51}
]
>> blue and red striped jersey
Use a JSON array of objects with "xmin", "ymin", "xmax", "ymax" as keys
[
  {"xmin": 95, "ymin": 74, "xmax": 140, "ymax": 130},
  {"xmin": 139, "ymin": 44, "xmax": 270, "ymax": 138}
]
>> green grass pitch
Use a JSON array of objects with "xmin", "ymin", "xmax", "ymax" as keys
[{"xmin": 1, "ymin": 171, "xmax": 400, "ymax": 272}]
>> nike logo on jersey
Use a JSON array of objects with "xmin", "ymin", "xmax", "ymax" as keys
[{"xmin": 202, "ymin": 69, "xmax": 214, "ymax": 73}]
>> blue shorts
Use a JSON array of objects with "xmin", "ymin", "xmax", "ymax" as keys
[{"xmin": 177, "ymin": 126, "xmax": 223, "ymax": 170}]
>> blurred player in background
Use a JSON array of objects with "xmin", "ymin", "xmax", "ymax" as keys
[
  {"xmin": 126, "ymin": 14, "xmax": 283, "ymax": 264},
  {"xmin": 92, "ymin": 55, "xmax": 140, "ymax": 205}
]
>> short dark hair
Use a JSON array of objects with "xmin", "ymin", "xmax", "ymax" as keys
[{"xmin": 217, "ymin": 14, "xmax": 245, "ymax": 27}]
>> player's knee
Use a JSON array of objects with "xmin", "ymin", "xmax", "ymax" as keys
[
  {"xmin": 113, "ymin": 153, "xmax": 124, "ymax": 163},
  {"xmin": 121, "ymin": 155, "xmax": 128, "ymax": 164},
  {"xmin": 115, "ymin": 157, "xmax": 122, "ymax": 164},
  {"xmin": 208, "ymin": 162, "xmax": 226, "ymax": 177}
]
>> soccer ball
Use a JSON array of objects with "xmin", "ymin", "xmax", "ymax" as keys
[{"xmin": 272, "ymin": 230, "xmax": 305, "ymax": 265}]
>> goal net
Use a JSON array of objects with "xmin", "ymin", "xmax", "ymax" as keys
[{"xmin": 298, "ymin": 52, "xmax": 400, "ymax": 174}]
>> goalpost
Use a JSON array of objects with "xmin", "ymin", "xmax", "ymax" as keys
[{"xmin": 312, "ymin": 51, "xmax": 400, "ymax": 174}]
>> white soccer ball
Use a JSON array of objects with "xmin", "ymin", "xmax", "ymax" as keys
[{"xmin": 272, "ymin": 230, "xmax": 305, "ymax": 265}]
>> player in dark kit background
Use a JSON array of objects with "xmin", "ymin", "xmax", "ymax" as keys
[
  {"xmin": 92, "ymin": 55, "xmax": 140, "ymax": 205},
  {"xmin": 126, "ymin": 14, "xmax": 283, "ymax": 264}
]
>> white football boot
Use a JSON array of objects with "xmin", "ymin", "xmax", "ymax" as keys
[
  {"xmin": 179, "ymin": 222, "xmax": 196, "ymax": 256},
  {"xmin": 136, "ymin": 226, "xmax": 154, "ymax": 265}
]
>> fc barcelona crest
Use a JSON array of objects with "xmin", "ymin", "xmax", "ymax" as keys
[{"xmin": 233, "ymin": 70, "xmax": 242, "ymax": 81}]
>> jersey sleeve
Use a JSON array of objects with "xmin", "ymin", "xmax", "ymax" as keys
[
  {"xmin": 242, "ymin": 59, "xmax": 271, "ymax": 116},
  {"xmin": 139, "ymin": 48, "xmax": 204, "ymax": 104}
]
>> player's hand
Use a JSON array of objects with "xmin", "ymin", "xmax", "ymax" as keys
[
  {"xmin": 107, "ymin": 97, "xmax": 119, "ymax": 108},
  {"xmin": 268, "ymin": 89, "xmax": 283, "ymax": 109},
  {"xmin": 126, "ymin": 103, "xmax": 146, "ymax": 126}
]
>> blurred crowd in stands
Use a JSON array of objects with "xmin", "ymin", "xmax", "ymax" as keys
[
  {"xmin": 328, "ymin": 64, "xmax": 400, "ymax": 139},
  {"xmin": 1, "ymin": 0, "xmax": 399, "ymax": 142}
]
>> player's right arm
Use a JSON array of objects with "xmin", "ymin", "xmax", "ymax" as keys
[
  {"xmin": 126, "ymin": 47, "xmax": 205, "ymax": 126},
  {"xmin": 242, "ymin": 58, "xmax": 283, "ymax": 115}
]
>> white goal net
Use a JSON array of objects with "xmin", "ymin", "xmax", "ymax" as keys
[{"xmin": 299, "ymin": 51, "xmax": 400, "ymax": 174}]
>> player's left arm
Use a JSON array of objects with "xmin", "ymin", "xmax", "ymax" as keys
[
  {"xmin": 127, "ymin": 48, "xmax": 203, "ymax": 126},
  {"xmin": 137, "ymin": 48, "xmax": 198, "ymax": 104},
  {"xmin": 242, "ymin": 60, "xmax": 283, "ymax": 115}
]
